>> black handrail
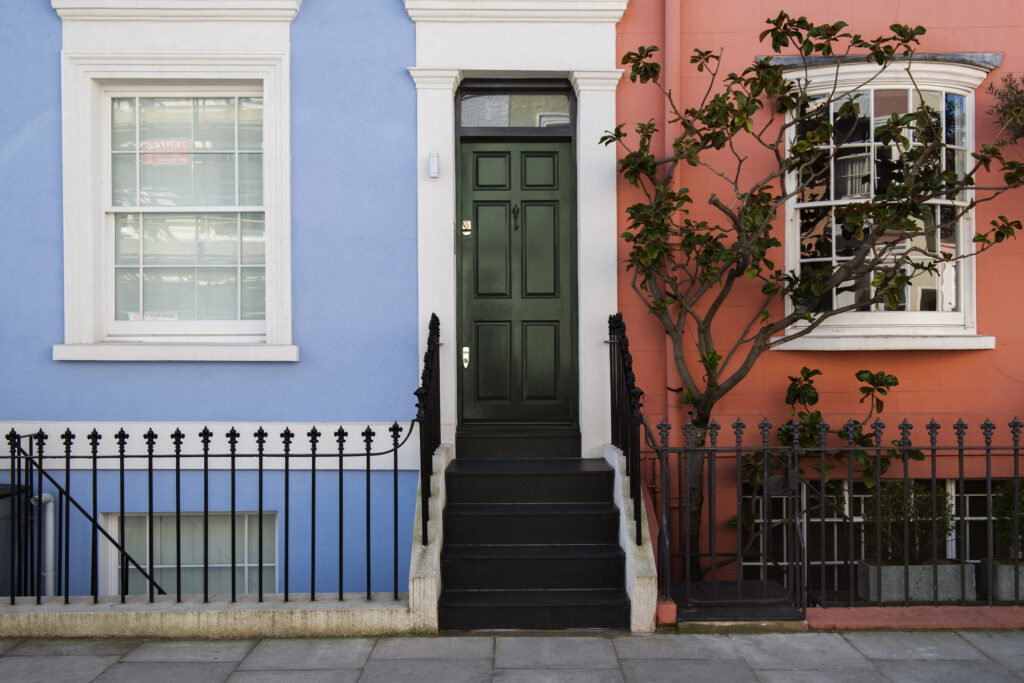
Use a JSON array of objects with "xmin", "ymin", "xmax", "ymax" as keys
[
  {"xmin": 608, "ymin": 313, "xmax": 645, "ymax": 546},
  {"xmin": 415, "ymin": 313, "xmax": 441, "ymax": 546}
]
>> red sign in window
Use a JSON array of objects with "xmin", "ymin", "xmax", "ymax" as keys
[{"xmin": 141, "ymin": 138, "xmax": 190, "ymax": 165}]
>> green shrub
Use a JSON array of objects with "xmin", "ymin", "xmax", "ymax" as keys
[{"xmin": 862, "ymin": 480, "xmax": 953, "ymax": 564}]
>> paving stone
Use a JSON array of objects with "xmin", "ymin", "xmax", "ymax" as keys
[
  {"xmin": 371, "ymin": 636, "xmax": 493, "ymax": 659},
  {"xmin": 8, "ymin": 638, "xmax": 140, "ymax": 657},
  {"xmin": 873, "ymin": 659, "xmax": 1019, "ymax": 683},
  {"xmin": 843, "ymin": 631, "xmax": 985, "ymax": 660},
  {"xmin": 227, "ymin": 671, "xmax": 359, "ymax": 683},
  {"xmin": 753, "ymin": 669, "xmax": 888, "ymax": 683},
  {"xmin": 494, "ymin": 669, "xmax": 625, "ymax": 683},
  {"xmin": 356, "ymin": 658, "xmax": 492, "ymax": 683},
  {"xmin": 613, "ymin": 634, "xmax": 741, "ymax": 659},
  {"xmin": 93, "ymin": 661, "xmax": 239, "ymax": 683},
  {"xmin": 621, "ymin": 658, "xmax": 756, "ymax": 682},
  {"xmin": 731, "ymin": 633, "xmax": 874, "ymax": 671},
  {"xmin": 495, "ymin": 636, "xmax": 618, "ymax": 669},
  {"xmin": 237, "ymin": 638, "xmax": 374, "ymax": 670},
  {"xmin": 0, "ymin": 640, "xmax": 22, "ymax": 655},
  {"xmin": 959, "ymin": 630, "xmax": 1024, "ymax": 670},
  {"xmin": 122, "ymin": 639, "xmax": 255, "ymax": 662},
  {"xmin": 0, "ymin": 655, "xmax": 121, "ymax": 682}
]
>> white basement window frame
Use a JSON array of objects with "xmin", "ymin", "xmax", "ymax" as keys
[
  {"xmin": 51, "ymin": 0, "xmax": 300, "ymax": 362},
  {"xmin": 776, "ymin": 59, "xmax": 998, "ymax": 352}
]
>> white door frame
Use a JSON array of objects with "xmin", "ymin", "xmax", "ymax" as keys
[{"xmin": 405, "ymin": 1, "xmax": 627, "ymax": 458}]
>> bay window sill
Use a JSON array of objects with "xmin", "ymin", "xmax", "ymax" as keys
[
  {"xmin": 53, "ymin": 343, "xmax": 300, "ymax": 362},
  {"xmin": 771, "ymin": 327, "xmax": 995, "ymax": 351}
]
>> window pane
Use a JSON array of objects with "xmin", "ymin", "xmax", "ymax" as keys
[
  {"xmin": 834, "ymin": 147, "xmax": 871, "ymax": 199},
  {"xmin": 913, "ymin": 90, "xmax": 943, "ymax": 145},
  {"xmin": 835, "ymin": 273, "xmax": 872, "ymax": 311},
  {"xmin": 112, "ymin": 153, "xmax": 137, "ymax": 207},
  {"xmin": 461, "ymin": 93, "xmax": 570, "ymax": 128},
  {"xmin": 197, "ymin": 213, "xmax": 238, "ymax": 265},
  {"xmin": 115, "ymin": 213, "xmax": 140, "ymax": 265},
  {"xmin": 140, "ymin": 98, "xmax": 192, "ymax": 149},
  {"xmin": 874, "ymin": 145, "xmax": 903, "ymax": 195},
  {"xmin": 123, "ymin": 515, "xmax": 147, "ymax": 558},
  {"xmin": 238, "ymin": 153, "xmax": 263, "ymax": 205},
  {"xmin": 140, "ymin": 153, "xmax": 193, "ymax": 206},
  {"xmin": 206, "ymin": 515, "xmax": 233, "ymax": 564},
  {"xmin": 194, "ymin": 153, "xmax": 236, "ymax": 206},
  {"xmin": 832, "ymin": 92, "xmax": 870, "ymax": 144},
  {"xmin": 798, "ymin": 155, "xmax": 829, "ymax": 203},
  {"xmin": 247, "ymin": 513, "xmax": 275, "ymax": 564},
  {"xmin": 874, "ymin": 89, "xmax": 908, "ymax": 119},
  {"xmin": 241, "ymin": 213, "xmax": 265, "ymax": 264},
  {"xmin": 194, "ymin": 98, "xmax": 235, "ymax": 151},
  {"xmin": 946, "ymin": 93, "xmax": 966, "ymax": 147},
  {"xmin": 800, "ymin": 208, "xmax": 831, "ymax": 259},
  {"xmin": 143, "ymin": 214, "xmax": 197, "ymax": 265},
  {"xmin": 196, "ymin": 268, "xmax": 238, "ymax": 320},
  {"xmin": 115, "ymin": 269, "xmax": 140, "ymax": 321},
  {"xmin": 144, "ymin": 267, "xmax": 195, "ymax": 321},
  {"xmin": 796, "ymin": 94, "xmax": 828, "ymax": 141},
  {"xmin": 155, "ymin": 516, "xmax": 178, "ymax": 563},
  {"xmin": 238, "ymin": 98, "xmax": 263, "ymax": 150},
  {"xmin": 241, "ymin": 268, "xmax": 265, "ymax": 320},
  {"xmin": 112, "ymin": 98, "xmax": 136, "ymax": 151}
]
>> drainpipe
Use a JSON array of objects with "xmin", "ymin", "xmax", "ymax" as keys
[
  {"xmin": 31, "ymin": 493, "xmax": 54, "ymax": 596},
  {"xmin": 664, "ymin": 0, "xmax": 682, "ymax": 435}
]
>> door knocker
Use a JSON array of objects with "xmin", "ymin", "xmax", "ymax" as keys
[{"xmin": 512, "ymin": 205, "xmax": 519, "ymax": 231}]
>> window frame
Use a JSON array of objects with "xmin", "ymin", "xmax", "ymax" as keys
[
  {"xmin": 776, "ymin": 59, "xmax": 996, "ymax": 351},
  {"xmin": 51, "ymin": 1, "xmax": 299, "ymax": 362}
]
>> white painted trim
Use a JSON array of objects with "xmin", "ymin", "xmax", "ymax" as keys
[
  {"xmin": 52, "ymin": 343, "xmax": 299, "ymax": 362},
  {"xmin": 2, "ymin": 421, "xmax": 420, "ymax": 470},
  {"xmin": 406, "ymin": 2, "xmax": 626, "ymax": 458},
  {"xmin": 53, "ymin": 6, "xmax": 297, "ymax": 361},
  {"xmin": 404, "ymin": 0, "xmax": 628, "ymax": 23},
  {"xmin": 52, "ymin": 0, "xmax": 302, "ymax": 21},
  {"xmin": 772, "ymin": 330, "xmax": 996, "ymax": 351}
]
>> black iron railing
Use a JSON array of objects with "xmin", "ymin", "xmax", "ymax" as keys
[
  {"xmin": 653, "ymin": 416, "xmax": 1024, "ymax": 609},
  {"xmin": 2, "ymin": 316, "xmax": 442, "ymax": 605},
  {"xmin": 608, "ymin": 313, "xmax": 646, "ymax": 546},
  {"xmin": 415, "ymin": 313, "xmax": 440, "ymax": 546}
]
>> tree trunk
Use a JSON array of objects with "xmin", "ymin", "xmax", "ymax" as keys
[{"xmin": 686, "ymin": 407, "xmax": 712, "ymax": 580}]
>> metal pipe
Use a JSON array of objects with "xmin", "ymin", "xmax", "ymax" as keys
[{"xmin": 31, "ymin": 493, "xmax": 54, "ymax": 597}]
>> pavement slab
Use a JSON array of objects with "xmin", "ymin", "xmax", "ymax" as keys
[
  {"xmin": 753, "ymin": 669, "xmax": 889, "ymax": 683},
  {"xmin": 959, "ymin": 629, "xmax": 1024, "ymax": 670},
  {"xmin": 0, "ymin": 640, "xmax": 22, "ymax": 655},
  {"xmin": 237, "ymin": 638, "xmax": 374, "ymax": 670},
  {"xmin": 357, "ymin": 658, "xmax": 493, "ymax": 683},
  {"xmin": 0, "ymin": 655, "xmax": 122, "ymax": 683},
  {"xmin": 730, "ymin": 633, "xmax": 874, "ymax": 671},
  {"xmin": 872, "ymin": 659, "xmax": 1021, "ymax": 683},
  {"xmin": 493, "ymin": 669, "xmax": 625, "ymax": 683},
  {"xmin": 92, "ymin": 661, "xmax": 240, "ymax": 683},
  {"xmin": 843, "ymin": 630, "xmax": 986, "ymax": 660},
  {"xmin": 613, "ymin": 633, "xmax": 742, "ymax": 659},
  {"xmin": 121, "ymin": 639, "xmax": 254, "ymax": 662},
  {"xmin": 5, "ymin": 638, "xmax": 139, "ymax": 657},
  {"xmin": 620, "ymin": 658, "xmax": 757, "ymax": 682},
  {"xmin": 371, "ymin": 636, "xmax": 494, "ymax": 659},
  {"xmin": 495, "ymin": 636, "xmax": 619, "ymax": 670},
  {"xmin": 227, "ymin": 671, "xmax": 360, "ymax": 683}
]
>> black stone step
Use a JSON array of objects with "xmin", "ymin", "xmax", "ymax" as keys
[
  {"xmin": 445, "ymin": 458, "xmax": 613, "ymax": 503},
  {"xmin": 443, "ymin": 503, "xmax": 620, "ymax": 545},
  {"xmin": 438, "ymin": 589, "xmax": 630, "ymax": 630},
  {"xmin": 442, "ymin": 544, "xmax": 625, "ymax": 590},
  {"xmin": 456, "ymin": 435, "xmax": 581, "ymax": 459}
]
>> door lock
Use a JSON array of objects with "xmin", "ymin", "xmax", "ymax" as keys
[
  {"xmin": 461, "ymin": 220, "xmax": 472, "ymax": 236},
  {"xmin": 462, "ymin": 346, "xmax": 470, "ymax": 369}
]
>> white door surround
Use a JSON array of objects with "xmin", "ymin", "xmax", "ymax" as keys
[{"xmin": 405, "ymin": 1, "xmax": 627, "ymax": 458}]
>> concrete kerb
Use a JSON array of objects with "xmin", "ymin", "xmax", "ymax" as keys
[{"xmin": 0, "ymin": 443, "xmax": 454, "ymax": 639}]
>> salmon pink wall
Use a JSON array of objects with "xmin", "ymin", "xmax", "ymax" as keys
[{"xmin": 616, "ymin": 0, "xmax": 1024, "ymax": 446}]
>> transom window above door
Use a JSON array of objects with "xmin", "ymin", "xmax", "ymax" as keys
[{"xmin": 457, "ymin": 81, "xmax": 575, "ymax": 137}]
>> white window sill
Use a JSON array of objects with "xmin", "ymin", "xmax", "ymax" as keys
[
  {"xmin": 53, "ymin": 343, "xmax": 299, "ymax": 362},
  {"xmin": 771, "ymin": 328, "xmax": 995, "ymax": 351}
]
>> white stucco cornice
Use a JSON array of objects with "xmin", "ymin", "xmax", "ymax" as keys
[
  {"xmin": 403, "ymin": 0, "xmax": 627, "ymax": 23},
  {"xmin": 52, "ymin": 0, "xmax": 302, "ymax": 22}
]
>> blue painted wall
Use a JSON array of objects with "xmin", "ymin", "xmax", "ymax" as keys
[
  {"xmin": 0, "ymin": 2, "xmax": 420, "ymax": 423},
  {"xmin": 6, "ymin": 470, "xmax": 417, "ymax": 598}
]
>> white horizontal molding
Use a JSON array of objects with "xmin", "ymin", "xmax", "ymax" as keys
[
  {"xmin": 3, "ymin": 421, "xmax": 419, "ymax": 470},
  {"xmin": 52, "ymin": 0, "xmax": 302, "ymax": 22},
  {"xmin": 798, "ymin": 61, "xmax": 992, "ymax": 95},
  {"xmin": 53, "ymin": 343, "xmax": 300, "ymax": 362},
  {"xmin": 404, "ymin": 0, "xmax": 627, "ymax": 23},
  {"xmin": 771, "ymin": 328, "xmax": 995, "ymax": 351}
]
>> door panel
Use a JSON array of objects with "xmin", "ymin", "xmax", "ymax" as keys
[{"xmin": 458, "ymin": 140, "xmax": 577, "ymax": 434}]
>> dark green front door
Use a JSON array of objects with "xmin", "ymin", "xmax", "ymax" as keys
[{"xmin": 457, "ymin": 140, "xmax": 578, "ymax": 435}]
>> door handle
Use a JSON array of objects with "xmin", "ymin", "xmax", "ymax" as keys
[{"xmin": 462, "ymin": 346, "xmax": 470, "ymax": 369}]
